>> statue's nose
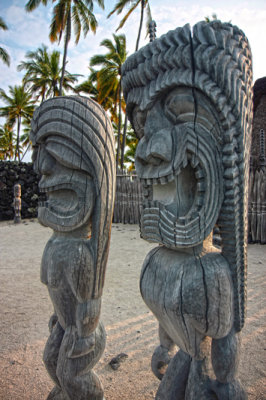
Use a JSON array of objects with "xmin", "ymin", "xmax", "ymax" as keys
[{"xmin": 137, "ymin": 129, "xmax": 172, "ymax": 165}]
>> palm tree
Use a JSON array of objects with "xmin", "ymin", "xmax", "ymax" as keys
[
  {"xmin": 25, "ymin": 0, "xmax": 105, "ymax": 95},
  {"xmin": 90, "ymin": 34, "xmax": 127, "ymax": 168},
  {"xmin": 75, "ymin": 67, "xmax": 119, "ymax": 122},
  {"xmin": 123, "ymin": 125, "xmax": 138, "ymax": 171},
  {"xmin": 0, "ymin": 124, "xmax": 15, "ymax": 160},
  {"xmin": 108, "ymin": 1, "xmax": 152, "ymax": 169},
  {"xmin": 108, "ymin": 0, "xmax": 152, "ymax": 52},
  {"xmin": 0, "ymin": 16, "xmax": 10, "ymax": 66},
  {"xmin": 20, "ymin": 116, "xmax": 34, "ymax": 161},
  {"xmin": 0, "ymin": 85, "xmax": 35, "ymax": 161},
  {"xmin": 18, "ymin": 45, "xmax": 80, "ymax": 101}
]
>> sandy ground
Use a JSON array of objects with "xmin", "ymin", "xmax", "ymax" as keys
[{"xmin": 0, "ymin": 219, "xmax": 265, "ymax": 400}]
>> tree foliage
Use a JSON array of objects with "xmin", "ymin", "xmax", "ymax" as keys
[
  {"xmin": 25, "ymin": 0, "xmax": 105, "ymax": 95},
  {"xmin": 18, "ymin": 45, "xmax": 80, "ymax": 101},
  {"xmin": 0, "ymin": 85, "xmax": 35, "ymax": 161},
  {"xmin": 90, "ymin": 34, "xmax": 127, "ymax": 168},
  {"xmin": 0, "ymin": 16, "xmax": 10, "ymax": 66}
]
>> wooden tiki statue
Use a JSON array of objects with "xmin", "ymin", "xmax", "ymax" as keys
[
  {"xmin": 122, "ymin": 21, "xmax": 253, "ymax": 399},
  {"xmin": 30, "ymin": 96, "xmax": 116, "ymax": 400}
]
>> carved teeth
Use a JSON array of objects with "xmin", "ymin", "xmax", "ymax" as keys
[
  {"xmin": 178, "ymin": 216, "xmax": 187, "ymax": 225},
  {"xmin": 191, "ymin": 154, "xmax": 199, "ymax": 167},
  {"xmin": 195, "ymin": 168, "xmax": 204, "ymax": 179},
  {"xmin": 143, "ymin": 188, "xmax": 150, "ymax": 197},
  {"xmin": 197, "ymin": 181, "xmax": 205, "ymax": 192},
  {"xmin": 158, "ymin": 176, "xmax": 168, "ymax": 185},
  {"xmin": 196, "ymin": 196, "xmax": 204, "ymax": 207}
]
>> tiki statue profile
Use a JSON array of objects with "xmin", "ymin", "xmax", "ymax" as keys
[
  {"xmin": 30, "ymin": 96, "xmax": 116, "ymax": 400},
  {"xmin": 122, "ymin": 21, "xmax": 253, "ymax": 399}
]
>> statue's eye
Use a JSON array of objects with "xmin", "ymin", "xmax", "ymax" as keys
[
  {"xmin": 132, "ymin": 106, "xmax": 147, "ymax": 139},
  {"xmin": 164, "ymin": 89, "xmax": 195, "ymax": 122},
  {"xmin": 164, "ymin": 93, "xmax": 179, "ymax": 122}
]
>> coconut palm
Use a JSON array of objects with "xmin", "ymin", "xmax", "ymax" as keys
[
  {"xmin": 90, "ymin": 34, "xmax": 127, "ymax": 168},
  {"xmin": 123, "ymin": 125, "xmax": 138, "ymax": 171},
  {"xmin": 0, "ymin": 16, "xmax": 10, "ymax": 66},
  {"xmin": 0, "ymin": 124, "xmax": 15, "ymax": 160},
  {"xmin": 75, "ymin": 67, "xmax": 119, "ymax": 122},
  {"xmin": 25, "ymin": 0, "xmax": 105, "ymax": 95},
  {"xmin": 18, "ymin": 45, "xmax": 80, "ymax": 101},
  {"xmin": 0, "ymin": 85, "xmax": 35, "ymax": 161},
  {"xmin": 108, "ymin": 0, "xmax": 152, "ymax": 52},
  {"xmin": 108, "ymin": 1, "xmax": 152, "ymax": 169}
]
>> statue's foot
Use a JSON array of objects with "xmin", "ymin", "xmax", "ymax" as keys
[
  {"xmin": 156, "ymin": 350, "xmax": 191, "ymax": 400},
  {"xmin": 185, "ymin": 358, "xmax": 215, "ymax": 400},
  {"xmin": 211, "ymin": 379, "xmax": 247, "ymax": 400},
  {"xmin": 47, "ymin": 386, "xmax": 65, "ymax": 400}
]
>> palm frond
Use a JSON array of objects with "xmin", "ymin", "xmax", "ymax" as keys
[
  {"xmin": 116, "ymin": 1, "xmax": 140, "ymax": 31},
  {"xmin": 107, "ymin": 0, "xmax": 137, "ymax": 17},
  {"xmin": 0, "ymin": 47, "xmax": 10, "ymax": 66},
  {"xmin": 0, "ymin": 17, "xmax": 8, "ymax": 30},
  {"xmin": 25, "ymin": 0, "xmax": 48, "ymax": 12}
]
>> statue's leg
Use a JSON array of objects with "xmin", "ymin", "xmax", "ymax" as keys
[
  {"xmin": 43, "ymin": 320, "xmax": 64, "ymax": 390},
  {"xmin": 56, "ymin": 322, "xmax": 106, "ymax": 400},
  {"xmin": 211, "ymin": 330, "xmax": 247, "ymax": 400},
  {"xmin": 151, "ymin": 324, "xmax": 176, "ymax": 380},
  {"xmin": 184, "ymin": 337, "xmax": 215, "ymax": 400},
  {"xmin": 156, "ymin": 349, "xmax": 192, "ymax": 400},
  {"xmin": 153, "ymin": 325, "xmax": 191, "ymax": 400}
]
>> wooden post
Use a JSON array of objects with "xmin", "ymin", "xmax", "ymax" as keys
[{"xmin": 13, "ymin": 183, "xmax": 21, "ymax": 224}]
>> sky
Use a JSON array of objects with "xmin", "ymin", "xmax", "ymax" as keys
[{"xmin": 0, "ymin": 0, "xmax": 266, "ymax": 161}]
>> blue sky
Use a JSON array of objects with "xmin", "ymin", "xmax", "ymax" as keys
[{"xmin": 0, "ymin": 0, "xmax": 266, "ymax": 161}]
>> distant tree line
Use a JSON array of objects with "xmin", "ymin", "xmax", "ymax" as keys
[{"xmin": 0, "ymin": 0, "xmax": 152, "ymax": 170}]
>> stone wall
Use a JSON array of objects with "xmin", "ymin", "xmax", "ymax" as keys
[{"xmin": 0, "ymin": 161, "xmax": 39, "ymax": 221}]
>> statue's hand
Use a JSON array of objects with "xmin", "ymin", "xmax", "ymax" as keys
[
  {"xmin": 151, "ymin": 345, "xmax": 172, "ymax": 380},
  {"xmin": 68, "ymin": 332, "xmax": 95, "ymax": 359}
]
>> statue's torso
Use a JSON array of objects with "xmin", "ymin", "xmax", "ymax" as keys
[{"xmin": 140, "ymin": 246, "xmax": 234, "ymax": 358}]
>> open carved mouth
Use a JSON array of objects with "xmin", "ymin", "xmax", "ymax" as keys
[
  {"xmin": 139, "ymin": 151, "xmax": 214, "ymax": 248},
  {"xmin": 39, "ymin": 183, "xmax": 82, "ymax": 218},
  {"xmin": 142, "ymin": 152, "xmax": 205, "ymax": 218}
]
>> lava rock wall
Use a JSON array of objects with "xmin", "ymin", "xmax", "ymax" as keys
[{"xmin": 0, "ymin": 161, "xmax": 39, "ymax": 220}]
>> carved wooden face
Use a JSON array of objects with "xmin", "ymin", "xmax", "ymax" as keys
[
  {"xmin": 132, "ymin": 87, "xmax": 223, "ymax": 248},
  {"xmin": 32, "ymin": 141, "xmax": 94, "ymax": 232}
]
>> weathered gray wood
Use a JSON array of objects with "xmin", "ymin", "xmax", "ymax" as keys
[
  {"xmin": 30, "ymin": 96, "xmax": 116, "ymax": 400},
  {"xmin": 122, "ymin": 20, "xmax": 253, "ymax": 399}
]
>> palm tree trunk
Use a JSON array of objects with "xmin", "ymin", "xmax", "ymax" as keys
[
  {"xmin": 120, "ymin": 114, "xmax": 128, "ymax": 170},
  {"xmin": 120, "ymin": 0, "xmax": 145, "ymax": 168},
  {"xmin": 135, "ymin": 0, "xmax": 145, "ymax": 51},
  {"xmin": 59, "ymin": 10, "xmax": 71, "ymax": 96},
  {"xmin": 116, "ymin": 82, "xmax": 122, "ymax": 172},
  {"xmin": 16, "ymin": 116, "xmax": 21, "ymax": 161},
  {"xmin": 21, "ymin": 142, "xmax": 31, "ymax": 161},
  {"xmin": 41, "ymin": 88, "xmax": 46, "ymax": 103}
]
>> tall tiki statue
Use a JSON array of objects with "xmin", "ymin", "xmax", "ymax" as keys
[
  {"xmin": 122, "ymin": 21, "xmax": 253, "ymax": 399},
  {"xmin": 30, "ymin": 96, "xmax": 116, "ymax": 399}
]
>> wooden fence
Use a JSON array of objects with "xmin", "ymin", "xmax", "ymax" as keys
[
  {"xmin": 113, "ymin": 171, "xmax": 143, "ymax": 224},
  {"xmin": 248, "ymin": 167, "xmax": 266, "ymax": 244},
  {"xmin": 113, "ymin": 168, "xmax": 266, "ymax": 244}
]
